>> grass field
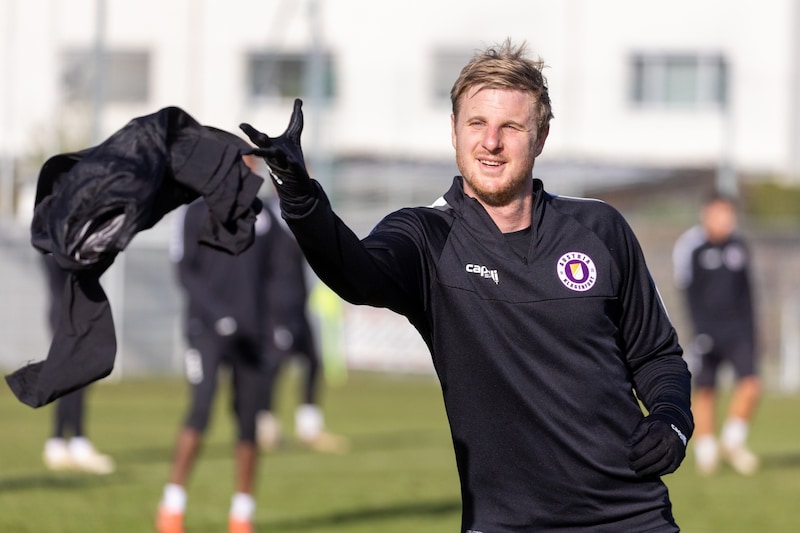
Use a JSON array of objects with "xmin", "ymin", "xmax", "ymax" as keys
[{"xmin": 1, "ymin": 369, "xmax": 799, "ymax": 532}]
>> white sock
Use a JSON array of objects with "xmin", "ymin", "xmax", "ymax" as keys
[
  {"xmin": 295, "ymin": 404, "xmax": 324, "ymax": 441},
  {"xmin": 694, "ymin": 434, "xmax": 718, "ymax": 463},
  {"xmin": 230, "ymin": 492, "xmax": 255, "ymax": 521},
  {"xmin": 161, "ymin": 483, "xmax": 187, "ymax": 513},
  {"xmin": 68, "ymin": 437, "xmax": 94, "ymax": 458},
  {"xmin": 257, "ymin": 411, "xmax": 281, "ymax": 441},
  {"xmin": 721, "ymin": 417, "xmax": 749, "ymax": 449}
]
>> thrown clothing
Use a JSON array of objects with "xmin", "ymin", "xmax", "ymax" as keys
[{"xmin": 6, "ymin": 107, "xmax": 263, "ymax": 408}]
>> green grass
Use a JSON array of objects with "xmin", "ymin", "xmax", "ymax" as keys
[{"xmin": 1, "ymin": 370, "xmax": 799, "ymax": 532}]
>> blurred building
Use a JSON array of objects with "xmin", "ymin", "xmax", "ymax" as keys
[
  {"xmin": 1, "ymin": 0, "xmax": 800, "ymax": 387},
  {"xmin": 2, "ymin": 1, "xmax": 800, "ymax": 214}
]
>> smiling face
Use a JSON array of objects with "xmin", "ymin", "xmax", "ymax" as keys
[{"xmin": 451, "ymin": 86, "xmax": 548, "ymax": 208}]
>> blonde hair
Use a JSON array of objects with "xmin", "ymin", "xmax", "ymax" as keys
[{"xmin": 450, "ymin": 38, "xmax": 553, "ymax": 135}]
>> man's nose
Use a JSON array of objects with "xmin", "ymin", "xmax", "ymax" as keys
[{"xmin": 481, "ymin": 126, "xmax": 503, "ymax": 152}]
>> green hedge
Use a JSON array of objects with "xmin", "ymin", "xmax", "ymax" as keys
[{"xmin": 743, "ymin": 181, "xmax": 800, "ymax": 222}]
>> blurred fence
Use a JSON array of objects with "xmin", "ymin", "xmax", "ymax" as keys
[{"xmin": 2, "ymin": 208, "xmax": 800, "ymax": 394}]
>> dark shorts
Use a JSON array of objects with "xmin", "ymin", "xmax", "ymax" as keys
[
  {"xmin": 183, "ymin": 329, "xmax": 269, "ymax": 442},
  {"xmin": 691, "ymin": 332, "xmax": 758, "ymax": 388}
]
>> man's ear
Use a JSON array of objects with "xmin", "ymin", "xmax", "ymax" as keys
[{"xmin": 451, "ymin": 114, "xmax": 457, "ymax": 149}]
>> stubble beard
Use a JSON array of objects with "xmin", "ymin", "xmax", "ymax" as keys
[
  {"xmin": 460, "ymin": 163, "xmax": 531, "ymax": 208},
  {"xmin": 468, "ymin": 181, "xmax": 518, "ymax": 207}
]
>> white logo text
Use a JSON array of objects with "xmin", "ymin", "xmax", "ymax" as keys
[{"xmin": 466, "ymin": 263, "xmax": 499, "ymax": 284}]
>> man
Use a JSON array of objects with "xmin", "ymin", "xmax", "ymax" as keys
[
  {"xmin": 673, "ymin": 193, "xmax": 760, "ymax": 476},
  {"xmin": 242, "ymin": 39, "xmax": 693, "ymax": 532},
  {"xmin": 156, "ymin": 187, "xmax": 278, "ymax": 533}
]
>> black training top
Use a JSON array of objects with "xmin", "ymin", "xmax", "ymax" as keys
[
  {"xmin": 673, "ymin": 225, "xmax": 756, "ymax": 343},
  {"xmin": 173, "ymin": 198, "xmax": 278, "ymax": 345},
  {"xmin": 283, "ymin": 176, "xmax": 692, "ymax": 532}
]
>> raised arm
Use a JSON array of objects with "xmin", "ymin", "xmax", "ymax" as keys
[{"xmin": 240, "ymin": 100, "xmax": 424, "ymax": 317}]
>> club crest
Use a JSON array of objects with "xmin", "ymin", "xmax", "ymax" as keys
[{"xmin": 557, "ymin": 252, "xmax": 597, "ymax": 292}]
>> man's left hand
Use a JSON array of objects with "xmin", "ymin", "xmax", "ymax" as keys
[{"xmin": 626, "ymin": 414, "xmax": 687, "ymax": 478}]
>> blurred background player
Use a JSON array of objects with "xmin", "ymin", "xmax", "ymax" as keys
[
  {"xmin": 40, "ymin": 254, "xmax": 115, "ymax": 475},
  {"xmin": 256, "ymin": 194, "xmax": 348, "ymax": 454},
  {"xmin": 673, "ymin": 193, "xmax": 761, "ymax": 475},
  {"xmin": 156, "ymin": 183, "xmax": 277, "ymax": 533}
]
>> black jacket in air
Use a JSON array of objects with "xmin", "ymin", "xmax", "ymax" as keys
[
  {"xmin": 6, "ymin": 107, "xmax": 263, "ymax": 408},
  {"xmin": 280, "ymin": 176, "xmax": 692, "ymax": 532}
]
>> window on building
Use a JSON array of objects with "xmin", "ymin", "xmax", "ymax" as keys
[
  {"xmin": 630, "ymin": 53, "xmax": 728, "ymax": 108},
  {"xmin": 61, "ymin": 50, "xmax": 150, "ymax": 104},
  {"xmin": 431, "ymin": 50, "xmax": 473, "ymax": 105},
  {"xmin": 247, "ymin": 52, "xmax": 336, "ymax": 101}
]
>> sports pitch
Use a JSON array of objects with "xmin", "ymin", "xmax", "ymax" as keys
[{"xmin": 1, "ymin": 370, "xmax": 799, "ymax": 532}]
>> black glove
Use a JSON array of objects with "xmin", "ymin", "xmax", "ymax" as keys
[
  {"xmin": 239, "ymin": 98, "xmax": 313, "ymax": 200},
  {"xmin": 626, "ymin": 413, "xmax": 688, "ymax": 478}
]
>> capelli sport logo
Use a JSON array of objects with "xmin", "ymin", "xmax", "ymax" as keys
[
  {"xmin": 466, "ymin": 263, "xmax": 499, "ymax": 284},
  {"xmin": 557, "ymin": 252, "xmax": 597, "ymax": 292}
]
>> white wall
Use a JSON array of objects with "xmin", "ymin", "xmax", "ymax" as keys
[{"xmin": 1, "ymin": 0, "xmax": 797, "ymax": 183}]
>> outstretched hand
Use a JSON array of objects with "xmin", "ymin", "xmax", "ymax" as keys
[
  {"xmin": 626, "ymin": 414, "xmax": 688, "ymax": 478},
  {"xmin": 240, "ymin": 98, "xmax": 312, "ymax": 199}
]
